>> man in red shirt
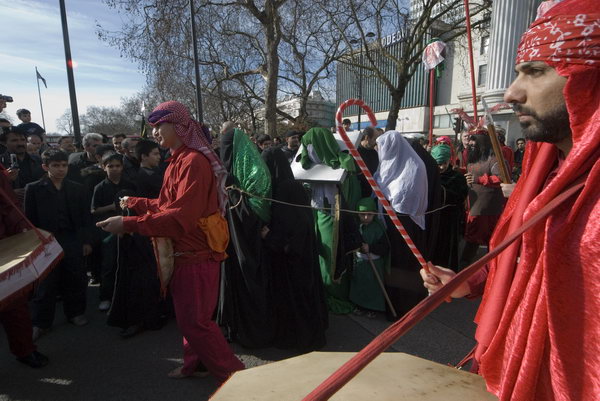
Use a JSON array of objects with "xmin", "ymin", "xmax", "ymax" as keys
[
  {"xmin": 422, "ymin": 1, "xmax": 599, "ymax": 399},
  {"xmin": 496, "ymin": 128, "xmax": 515, "ymax": 174},
  {"xmin": 98, "ymin": 101, "xmax": 243, "ymax": 384}
]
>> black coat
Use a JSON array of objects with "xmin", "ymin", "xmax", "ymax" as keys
[
  {"xmin": 24, "ymin": 177, "xmax": 93, "ymax": 244},
  {"xmin": 67, "ymin": 152, "xmax": 96, "ymax": 183},
  {"xmin": 0, "ymin": 152, "xmax": 44, "ymax": 189}
]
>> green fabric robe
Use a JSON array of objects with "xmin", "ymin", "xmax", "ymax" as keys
[
  {"xmin": 301, "ymin": 127, "xmax": 362, "ymax": 314},
  {"xmin": 349, "ymin": 219, "xmax": 390, "ymax": 312}
]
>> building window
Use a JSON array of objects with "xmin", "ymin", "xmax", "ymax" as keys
[
  {"xmin": 478, "ymin": 64, "xmax": 487, "ymax": 87},
  {"xmin": 433, "ymin": 114, "xmax": 451, "ymax": 129},
  {"xmin": 480, "ymin": 36, "xmax": 490, "ymax": 55}
]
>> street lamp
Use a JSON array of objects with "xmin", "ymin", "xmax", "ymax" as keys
[
  {"xmin": 189, "ymin": 0, "xmax": 203, "ymax": 122},
  {"xmin": 350, "ymin": 32, "xmax": 376, "ymax": 132}
]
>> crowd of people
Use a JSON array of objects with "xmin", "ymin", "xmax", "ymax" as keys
[
  {"xmin": 0, "ymin": 0, "xmax": 598, "ymax": 398},
  {"xmin": 0, "ymin": 93, "xmax": 519, "ymax": 374}
]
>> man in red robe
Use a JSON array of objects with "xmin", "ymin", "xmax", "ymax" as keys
[
  {"xmin": 97, "ymin": 101, "xmax": 244, "ymax": 384},
  {"xmin": 422, "ymin": 0, "xmax": 600, "ymax": 399},
  {"xmin": 0, "ymin": 164, "xmax": 49, "ymax": 368},
  {"xmin": 461, "ymin": 133, "xmax": 505, "ymax": 265}
]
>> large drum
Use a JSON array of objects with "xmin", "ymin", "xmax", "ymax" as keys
[
  {"xmin": 211, "ymin": 352, "xmax": 497, "ymax": 400},
  {"xmin": 0, "ymin": 229, "xmax": 63, "ymax": 308}
]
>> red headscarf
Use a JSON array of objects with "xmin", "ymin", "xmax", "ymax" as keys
[
  {"xmin": 148, "ymin": 101, "xmax": 229, "ymax": 215},
  {"xmin": 474, "ymin": 1, "xmax": 600, "ymax": 400}
]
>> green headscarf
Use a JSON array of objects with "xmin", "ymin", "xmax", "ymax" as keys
[
  {"xmin": 431, "ymin": 144, "xmax": 451, "ymax": 164},
  {"xmin": 300, "ymin": 127, "xmax": 356, "ymax": 172},
  {"xmin": 232, "ymin": 129, "xmax": 272, "ymax": 222},
  {"xmin": 357, "ymin": 197, "xmax": 377, "ymax": 212}
]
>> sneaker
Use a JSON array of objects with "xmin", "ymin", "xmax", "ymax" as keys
[
  {"xmin": 69, "ymin": 315, "xmax": 89, "ymax": 326},
  {"xmin": 32, "ymin": 326, "xmax": 51, "ymax": 342},
  {"xmin": 17, "ymin": 351, "xmax": 49, "ymax": 368},
  {"xmin": 352, "ymin": 307, "xmax": 365, "ymax": 316},
  {"xmin": 98, "ymin": 300, "xmax": 111, "ymax": 311}
]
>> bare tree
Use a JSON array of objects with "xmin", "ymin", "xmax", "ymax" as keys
[
  {"xmin": 99, "ymin": 0, "xmax": 349, "ymax": 134},
  {"xmin": 80, "ymin": 106, "xmax": 138, "ymax": 136},
  {"xmin": 319, "ymin": 0, "xmax": 492, "ymax": 130},
  {"xmin": 56, "ymin": 109, "xmax": 73, "ymax": 136},
  {"xmin": 99, "ymin": 0, "xmax": 284, "ymax": 134}
]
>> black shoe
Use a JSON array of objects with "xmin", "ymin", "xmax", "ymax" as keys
[
  {"xmin": 120, "ymin": 325, "xmax": 143, "ymax": 339},
  {"xmin": 17, "ymin": 351, "xmax": 49, "ymax": 368}
]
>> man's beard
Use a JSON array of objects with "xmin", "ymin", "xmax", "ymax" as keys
[
  {"xmin": 467, "ymin": 144, "xmax": 482, "ymax": 164},
  {"xmin": 14, "ymin": 145, "xmax": 26, "ymax": 155},
  {"xmin": 514, "ymin": 103, "xmax": 571, "ymax": 143}
]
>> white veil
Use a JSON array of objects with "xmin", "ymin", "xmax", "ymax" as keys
[{"xmin": 374, "ymin": 130, "xmax": 429, "ymax": 229}]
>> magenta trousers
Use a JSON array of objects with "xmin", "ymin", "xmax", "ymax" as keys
[{"xmin": 170, "ymin": 260, "xmax": 244, "ymax": 383}]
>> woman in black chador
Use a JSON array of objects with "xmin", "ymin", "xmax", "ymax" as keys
[
  {"xmin": 261, "ymin": 147, "xmax": 328, "ymax": 351},
  {"xmin": 107, "ymin": 190, "xmax": 164, "ymax": 337},
  {"xmin": 218, "ymin": 126, "xmax": 274, "ymax": 348}
]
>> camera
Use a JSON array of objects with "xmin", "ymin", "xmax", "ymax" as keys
[
  {"xmin": 9, "ymin": 153, "xmax": 19, "ymax": 169},
  {"xmin": 0, "ymin": 94, "xmax": 13, "ymax": 102}
]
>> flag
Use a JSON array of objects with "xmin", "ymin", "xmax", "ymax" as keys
[
  {"xmin": 140, "ymin": 118, "xmax": 147, "ymax": 139},
  {"xmin": 422, "ymin": 40, "xmax": 446, "ymax": 71},
  {"xmin": 36, "ymin": 69, "xmax": 47, "ymax": 88},
  {"xmin": 140, "ymin": 101, "xmax": 147, "ymax": 138}
]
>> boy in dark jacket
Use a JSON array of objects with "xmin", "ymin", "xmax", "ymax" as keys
[
  {"xmin": 134, "ymin": 140, "xmax": 163, "ymax": 199},
  {"xmin": 25, "ymin": 149, "xmax": 93, "ymax": 338},
  {"xmin": 91, "ymin": 153, "xmax": 135, "ymax": 311}
]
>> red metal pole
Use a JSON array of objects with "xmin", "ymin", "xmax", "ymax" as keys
[
  {"xmin": 428, "ymin": 68, "xmax": 435, "ymax": 146},
  {"xmin": 463, "ymin": 0, "xmax": 478, "ymax": 121}
]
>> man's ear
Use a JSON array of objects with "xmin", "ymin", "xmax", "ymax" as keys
[{"xmin": 41, "ymin": 164, "xmax": 50, "ymax": 172}]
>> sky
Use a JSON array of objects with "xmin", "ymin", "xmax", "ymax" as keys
[{"xmin": 0, "ymin": 0, "xmax": 146, "ymax": 134}]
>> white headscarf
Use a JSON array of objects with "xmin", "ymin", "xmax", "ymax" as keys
[{"xmin": 374, "ymin": 130, "xmax": 428, "ymax": 229}]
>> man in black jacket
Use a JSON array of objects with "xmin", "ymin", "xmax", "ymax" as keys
[
  {"xmin": 280, "ymin": 130, "xmax": 301, "ymax": 164},
  {"xmin": 0, "ymin": 128, "xmax": 44, "ymax": 200},
  {"xmin": 25, "ymin": 149, "xmax": 93, "ymax": 339},
  {"xmin": 67, "ymin": 133, "xmax": 103, "ymax": 183}
]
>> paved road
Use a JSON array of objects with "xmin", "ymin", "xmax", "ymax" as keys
[{"xmin": 1, "ymin": 286, "xmax": 478, "ymax": 401}]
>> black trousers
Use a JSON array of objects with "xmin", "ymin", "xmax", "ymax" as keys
[
  {"xmin": 100, "ymin": 233, "xmax": 118, "ymax": 302},
  {"xmin": 30, "ymin": 232, "xmax": 87, "ymax": 329}
]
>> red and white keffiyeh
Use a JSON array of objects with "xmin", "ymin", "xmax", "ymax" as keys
[{"xmin": 148, "ymin": 101, "xmax": 228, "ymax": 215}]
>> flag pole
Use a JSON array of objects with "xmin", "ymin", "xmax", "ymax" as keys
[
  {"xmin": 35, "ymin": 67, "xmax": 47, "ymax": 132},
  {"xmin": 428, "ymin": 68, "xmax": 435, "ymax": 146}
]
